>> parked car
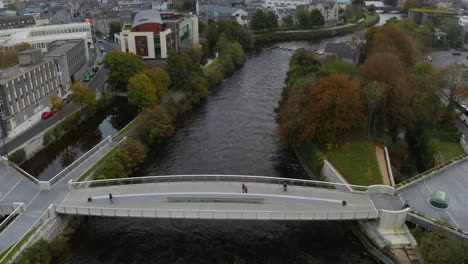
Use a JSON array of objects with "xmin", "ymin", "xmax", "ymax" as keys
[
  {"xmin": 98, "ymin": 39, "xmax": 103, "ymax": 43},
  {"xmin": 83, "ymin": 73, "xmax": 92, "ymax": 82},
  {"xmin": 452, "ymin": 52, "xmax": 461, "ymax": 55},
  {"xmin": 99, "ymin": 45, "xmax": 105, "ymax": 52},
  {"xmin": 92, "ymin": 66, "xmax": 99, "ymax": 73},
  {"xmin": 41, "ymin": 111, "xmax": 54, "ymax": 120}
]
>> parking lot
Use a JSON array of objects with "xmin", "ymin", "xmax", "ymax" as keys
[{"xmin": 430, "ymin": 49, "xmax": 468, "ymax": 69}]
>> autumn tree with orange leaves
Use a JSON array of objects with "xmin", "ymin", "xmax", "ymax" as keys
[{"xmin": 301, "ymin": 75, "xmax": 363, "ymax": 147}]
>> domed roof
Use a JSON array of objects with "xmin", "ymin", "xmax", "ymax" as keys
[
  {"xmin": 429, "ymin": 191, "xmax": 449, "ymax": 209},
  {"xmin": 132, "ymin": 10, "xmax": 162, "ymax": 30}
]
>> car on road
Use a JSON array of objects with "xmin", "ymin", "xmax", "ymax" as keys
[
  {"xmin": 98, "ymin": 39, "xmax": 103, "ymax": 43},
  {"xmin": 41, "ymin": 111, "xmax": 54, "ymax": 120},
  {"xmin": 83, "ymin": 73, "xmax": 92, "ymax": 82},
  {"xmin": 99, "ymin": 45, "xmax": 105, "ymax": 52},
  {"xmin": 92, "ymin": 66, "xmax": 99, "ymax": 73},
  {"xmin": 452, "ymin": 52, "xmax": 461, "ymax": 55}
]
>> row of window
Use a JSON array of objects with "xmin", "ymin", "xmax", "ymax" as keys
[
  {"xmin": 0, "ymin": 20, "xmax": 34, "ymax": 27},
  {"xmin": 29, "ymin": 26, "xmax": 91, "ymax": 37}
]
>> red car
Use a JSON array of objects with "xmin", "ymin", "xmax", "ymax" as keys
[{"xmin": 41, "ymin": 111, "xmax": 54, "ymax": 120}]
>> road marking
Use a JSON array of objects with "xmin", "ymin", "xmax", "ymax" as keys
[
  {"xmin": 0, "ymin": 178, "xmax": 23, "ymax": 202},
  {"xmin": 423, "ymin": 181, "xmax": 432, "ymax": 193},
  {"xmin": 26, "ymin": 191, "xmax": 42, "ymax": 208},
  {"xmin": 445, "ymin": 211, "xmax": 461, "ymax": 229}
]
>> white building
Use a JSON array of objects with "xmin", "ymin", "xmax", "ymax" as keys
[
  {"xmin": 459, "ymin": 16, "xmax": 468, "ymax": 27},
  {"xmin": 0, "ymin": 23, "xmax": 92, "ymax": 59},
  {"xmin": 309, "ymin": 0, "xmax": 339, "ymax": 27},
  {"xmin": 263, "ymin": 0, "xmax": 310, "ymax": 10}
]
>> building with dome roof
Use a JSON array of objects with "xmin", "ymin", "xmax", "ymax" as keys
[{"xmin": 114, "ymin": 10, "xmax": 199, "ymax": 59}]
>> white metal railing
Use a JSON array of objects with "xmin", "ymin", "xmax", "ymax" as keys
[
  {"xmin": 69, "ymin": 175, "xmax": 369, "ymax": 193},
  {"xmin": 7, "ymin": 161, "xmax": 39, "ymax": 186},
  {"xmin": 0, "ymin": 206, "xmax": 54, "ymax": 264},
  {"xmin": 53, "ymin": 204, "xmax": 379, "ymax": 220},
  {"xmin": 0, "ymin": 203, "xmax": 24, "ymax": 232},
  {"xmin": 0, "ymin": 204, "xmax": 17, "ymax": 216},
  {"xmin": 47, "ymin": 135, "xmax": 112, "ymax": 188}
]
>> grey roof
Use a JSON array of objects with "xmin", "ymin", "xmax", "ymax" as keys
[
  {"xmin": 132, "ymin": 10, "xmax": 163, "ymax": 30},
  {"xmin": 45, "ymin": 40, "xmax": 83, "ymax": 57},
  {"xmin": 324, "ymin": 43, "xmax": 360, "ymax": 61},
  {"xmin": 203, "ymin": 5, "xmax": 241, "ymax": 14},
  {"xmin": 311, "ymin": 0, "xmax": 337, "ymax": 9},
  {"xmin": 0, "ymin": 15, "xmax": 35, "ymax": 29}
]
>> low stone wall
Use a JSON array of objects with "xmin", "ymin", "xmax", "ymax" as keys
[
  {"xmin": 378, "ymin": 208, "xmax": 409, "ymax": 229},
  {"xmin": 384, "ymin": 147, "xmax": 395, "ymax": 186},
  {"xmin": 321, "ymin": 160, "xmax": 352, "ymax": 192},
  {"xmin": 460, "ymin": 135, "xmax": 468, "ymax": 154}
]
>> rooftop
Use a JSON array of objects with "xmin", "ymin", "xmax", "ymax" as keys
[
  {"xmin": 132, "ymin": 9, "xmax": 163, "ymax": 29},
  {"xmin": 45, "ymin": 40, "xmax": 83, "ymax": 57}
]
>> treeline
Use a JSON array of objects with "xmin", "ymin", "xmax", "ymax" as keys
[
  {"xmin": 91, "ymin": 21, "xmax": 252, "ymax": 180},
  {"xmin": 278, "ymin": 18, "xmax": 465, "ymax": 179}
]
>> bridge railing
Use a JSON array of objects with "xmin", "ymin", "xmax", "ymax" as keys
[
  {"xmin": 52, "ymin": 204, "xmax": 379, "ymax": 220},
  {"xmin": 0, "ymin": 203, "xmax": 17, "ymax": 216},
  {"xmin": 69, "ymin": 174, "xmax": 369, "ymax": 193}
]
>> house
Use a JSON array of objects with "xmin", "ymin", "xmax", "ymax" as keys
[
  {"xmin": 323, "ymin": 42, "xmax": 360, "ymax": 64},
  {"xmin": 197, "ymin": 4, "xmax": 248, "ymax": 25},
  {"xmin": 309, "ymin": 0, "xmax": 339, "ymax": 27}
]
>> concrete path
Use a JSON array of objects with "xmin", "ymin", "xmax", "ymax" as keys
[
  {"xmin": 59, "ymin": 181, "xmax": 378, "ymax": 220},
  {"xmin": 0, "ymin": 141, "xmax": 117, "ymax": 253},
  {"xmin": 375, "ymin": 146, "xmax": 391, "ymax": 186}
]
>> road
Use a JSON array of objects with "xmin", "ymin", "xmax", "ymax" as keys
[{"xmin": 0, "ymin": 41, "xmax": 118, "ymax": 156}]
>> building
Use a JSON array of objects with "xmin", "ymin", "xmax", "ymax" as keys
[
  {"xmin": 308, "ymin": 0, "xmax": 339, "ymax": 27},
  {"xmin": 263, "ymin": 0, "xmax": 310, "ymax": 11},
  {"xmin": 323, "ymin": 42, "xmax": 360, "ymax": 64},
  {"xmin": 0, "ymin": 15, "xmax": 35, "ymax": 30},
  {"xmin": 197, "ymin": 4, "xmax": 248, "ymax": 25},
  {"xmin": 0, "ymin": 49, "xmax": 62, "ymax": 137},
  {"xmin": 45, "ymin": 40, "xmax": 87, "ymax": 92},
  {"xmin": 0, "ymin": 23, "xmax": 92, "ymax": 59},
  {"xmin": 114, "ymin": 10, "xmax": 199, "ymax": 59},
  {"xmin": 94, "ymin": 11, "xmax": 120, "ymax": 35},
  {"xmin": 117, "ymin": 1, "xmax": 153, "ymax": 11}
]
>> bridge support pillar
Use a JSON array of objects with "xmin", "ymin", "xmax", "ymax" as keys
[{"xmin": 378, "ymin": 208, "xmax": 409, "ymax": 229}]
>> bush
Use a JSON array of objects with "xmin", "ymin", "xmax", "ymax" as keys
[
  {"xmin": 221, "ymin": 57, "xmax": 236, "ymax": 77},
  {"xmin": 301, "ymin": 143, "xmax": 325, "ymax": 174},
  {"xmin": 138, "ymin": 106, "xmax": 175, "ymax": 145},
  {"xmin": 206, "ymin": 68, "xmax": 224, "ymax": 89},
  {"xmin": 9, "ymin": 148, "xmax": 26, "ymax": 164}
]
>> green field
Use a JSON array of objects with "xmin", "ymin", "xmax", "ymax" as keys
[
  {"xmin": 326, "ymin": 140, "xmax": 383, "ymax": 186},
  {"xmin": 436, "ymin": 141, "xmax": 465, "ymax": 163}
]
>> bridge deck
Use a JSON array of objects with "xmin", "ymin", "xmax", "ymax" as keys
[{"xmin": 58, "ymin": 181, "xmax": 379, "ymax": 220}]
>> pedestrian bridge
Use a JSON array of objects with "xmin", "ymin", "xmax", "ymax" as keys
[{"xmin": 53, "ymin": 175, "xmax": 396, "ymax": 221}]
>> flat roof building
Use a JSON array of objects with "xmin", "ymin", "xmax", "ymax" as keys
[{"xmin": 0, "ymin": 23, "xmax": 92, "ymax": 59}]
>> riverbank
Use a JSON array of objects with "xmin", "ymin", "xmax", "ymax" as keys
[{"xmin": 254, "ymin": 14, "xmax": 379, "ymax": 45}]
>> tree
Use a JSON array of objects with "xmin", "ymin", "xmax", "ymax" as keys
[
  {"xmin": 127, "ymin": 73, "xmax": 157, "ymax": 108},
  {"xmin": 401, "ymin": 0, "xmax": 423, "ymax": 13},
  {"xmin": 166, "ymin": 47, "xmax": 203, "ymax": 90},
  {"xmin": 108, "ymin": 21, "xmax": 121, "ymax": 40},
  {"xmin": 297, "ymin": 8, "xmax": 309, "ymax": 27},
  {"xmin": 437, "ymin": 64, "xmax": 468, "ymax": 113},
  {"xmin": 111, "ymin": 137, "xmax": 146, "ymax": 177},
  {"xmin": 265, "ymin": 11, "xmax": 278, "ymax": 30},
  {"xmin": 418, "ymin": 229, "xmax": 468, "ymax": 264},
  {"xmin": 352, "ymin": 0, "xmax": 365, "ymax": 5},
  {"xmin": 282, "ymin": 14, "xmax": 294, "ymax": 27},
  {"xmin": 319, "ymin": 57, "xmax": 360, "ymax": 77},
  {"xmin": 70, "ymin": 83, "xmax": 96, "ymax": 111},
  {"xmin": 251, "ymin": 10, "xmax": 266, "ymax": 30},
  {"xmin": 363, "ymin": 81, "xmax": 384, "ymax": 136},
  {"xmin": 103, "ymin": 50, "xmax": 147, "ymax": 90},
  {"xmin": 139, "ymin": 106, "xmax": 175, "ymax": 144},
  {"xmin": 301, "ymin": 75, "xmax": 363, "ymax": 146},
  {"xmin": 206, "ymin": 20, "xmax": 254, "ymax": 53},
  {"xmin": 309, "ymin": 9, "xmax": 325, "ymax": 27},
  {"xmin": 344, "ymin": 5, "xmax": 365, "ymax": 23},
  {"xmin": 368, "ymin": 4, "xmax": 376, "ymax": 13},
  {"xmin": 190, "ymin": 75, "xmax": 209, "ymax": 103},
  {"xmin": 143, "ymin": 68, "xmax": 171, "ymax": 97},
  {"xmin": 446, "ymin": 24, "xmax": 462, "ymax": 47},
  {"xmin": 227, "ymin": 41, "xmax": 246, "ymax": 67},
  {"xmin": 49, "ymin": 95, "xmax": 65, "ymax": 113}
]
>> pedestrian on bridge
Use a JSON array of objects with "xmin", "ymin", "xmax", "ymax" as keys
[
  {"xmin": 109, "ymin": 193, "xmax": 113, "ymax": 202},
  {"xmin": 242, "ymin": 184, "xmax": 246, "ymax": 193},
  {"xmin": 283, "ymin": 181, "xmax": 288, "ymax": 192},
  {"xmin": 245, "ymin": 185, "xmax": 248, "ymax": 193}
]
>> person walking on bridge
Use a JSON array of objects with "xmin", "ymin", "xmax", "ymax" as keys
[
  {"xmin": 242, "ymin": 184, "xmax": 246, "ymax": 193},
  {"xmin": 283, "ymin": 181, "xmax": 288, "ymax": 192},
  {"xmin": 109, "ymin": 193, "xmax": 113, "ymax": 203}
]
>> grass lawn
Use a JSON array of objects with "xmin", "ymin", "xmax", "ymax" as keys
[
  {"xmin": 436, "ymin": 140, "xmax": 465, "ymax": 163},
  {"xmin": 203, "ymin": 57, "xmax": 222, "ymax": 72},
  {"xmin": 326, "ymin": 140, "xmax": 383, "ymax": 186}
]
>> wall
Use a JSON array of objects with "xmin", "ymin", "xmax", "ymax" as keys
[
  {"xmin": 321, "ymin": 160, "xmax": 352, "ymax": 191},
  {"xmin": 378, "ymin": 209, "xmax": 409, "ymax": 229}
]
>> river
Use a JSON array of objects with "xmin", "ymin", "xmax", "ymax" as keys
[{"xmin": 62, "ymin": 15, "xmax": 402, "ymax": 264}]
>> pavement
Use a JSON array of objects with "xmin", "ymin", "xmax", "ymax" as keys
[
  {"xmin": 396, "ymin": 158, "xmax": 468, "ymax": 231},
  {"xmin": 430, "ymin": 49, "xmax": 468, "ymax": 69},
  {"xmin": 0, "ymin": 140, "xmax": 117, "ymax": 253}
]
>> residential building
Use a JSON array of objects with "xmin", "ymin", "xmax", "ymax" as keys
[
  {"xmin": 44, "ymin": 39, "xmax": 87, "ymax": 92},
  {"xmin": 0, "ymin": 15, "xmax": 35, "ymax": 30},
  {"xmin": 263, "ymin": 0, "xmax": 310, "ymax": 11},
  {"xmin": 0, "ymin": 49, "xmax": 62, "ymax": 137},
  {"xmin": 323, "ymin": 42, "xmax": 360, "ymax": 64},
  {"xmin": 0, "ymin": 23, "xmax": 92, "ymax": 59},
  {"xmin": 308, "ymin": 0, "xmax": 339, "ymax": 27},
  {"xmin": 94, "ymin": 11, "xmax": 120, "ymax": 35},
  {"xmin": 114, "ymin": 10, "xmax": 199, "ymax": 59},
  {"xmin": 117, "ymin": 1, "xmax": 154, "ymax": 11},
  {"xmin": 197, "ymin": 4, "xmax": 248, "ymax": 25}
]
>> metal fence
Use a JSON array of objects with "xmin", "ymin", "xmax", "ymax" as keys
[
  {"xmin": 0, "ymin": 204, "xmax": 17, "ymax": 216},
  {"xmin": 53, "ymin": 205, "xmax": 379, "ymax": 220},
  {"xmin": 69, "ymin": 175, "xmax": 369, "ymax": 193},
  {"xmin": 48, "ymin": 135, "xmax": 112, "ymax": 188},
  {"xmin": 0, "ymin": 203, "xmax": 24, "ymax": 232}
]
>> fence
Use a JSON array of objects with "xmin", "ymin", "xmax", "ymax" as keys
[
  {"xmin": 0, "ymin": 204, "xmax": 19, "ymax": 216},
  {"xmin": 0, "ymin": 203, "xmax": 24, "ymax": 232},
  {"xmin": 46, "ymin": 135, "xmax": 112, "ymax": 189},
  {"xmin": 52, "ymin": 204, "xmax": 379, "ymax": 220},
  {"xmin": 0, "ymin": 205, "xmax": 55, "ymax": 264},
  {"xmin": 69, "ymin": 174, "xmax": 370, "ymax": 193}
]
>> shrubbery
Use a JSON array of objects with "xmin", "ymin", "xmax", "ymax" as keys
[{"xmin": 9, "ymin": 148, "xmax": 26, "ymax": 164}]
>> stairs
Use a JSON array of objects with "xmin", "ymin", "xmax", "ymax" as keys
[{"xmin": 404, "ymin": 245, "xmax": 420, "ymax": 262}]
